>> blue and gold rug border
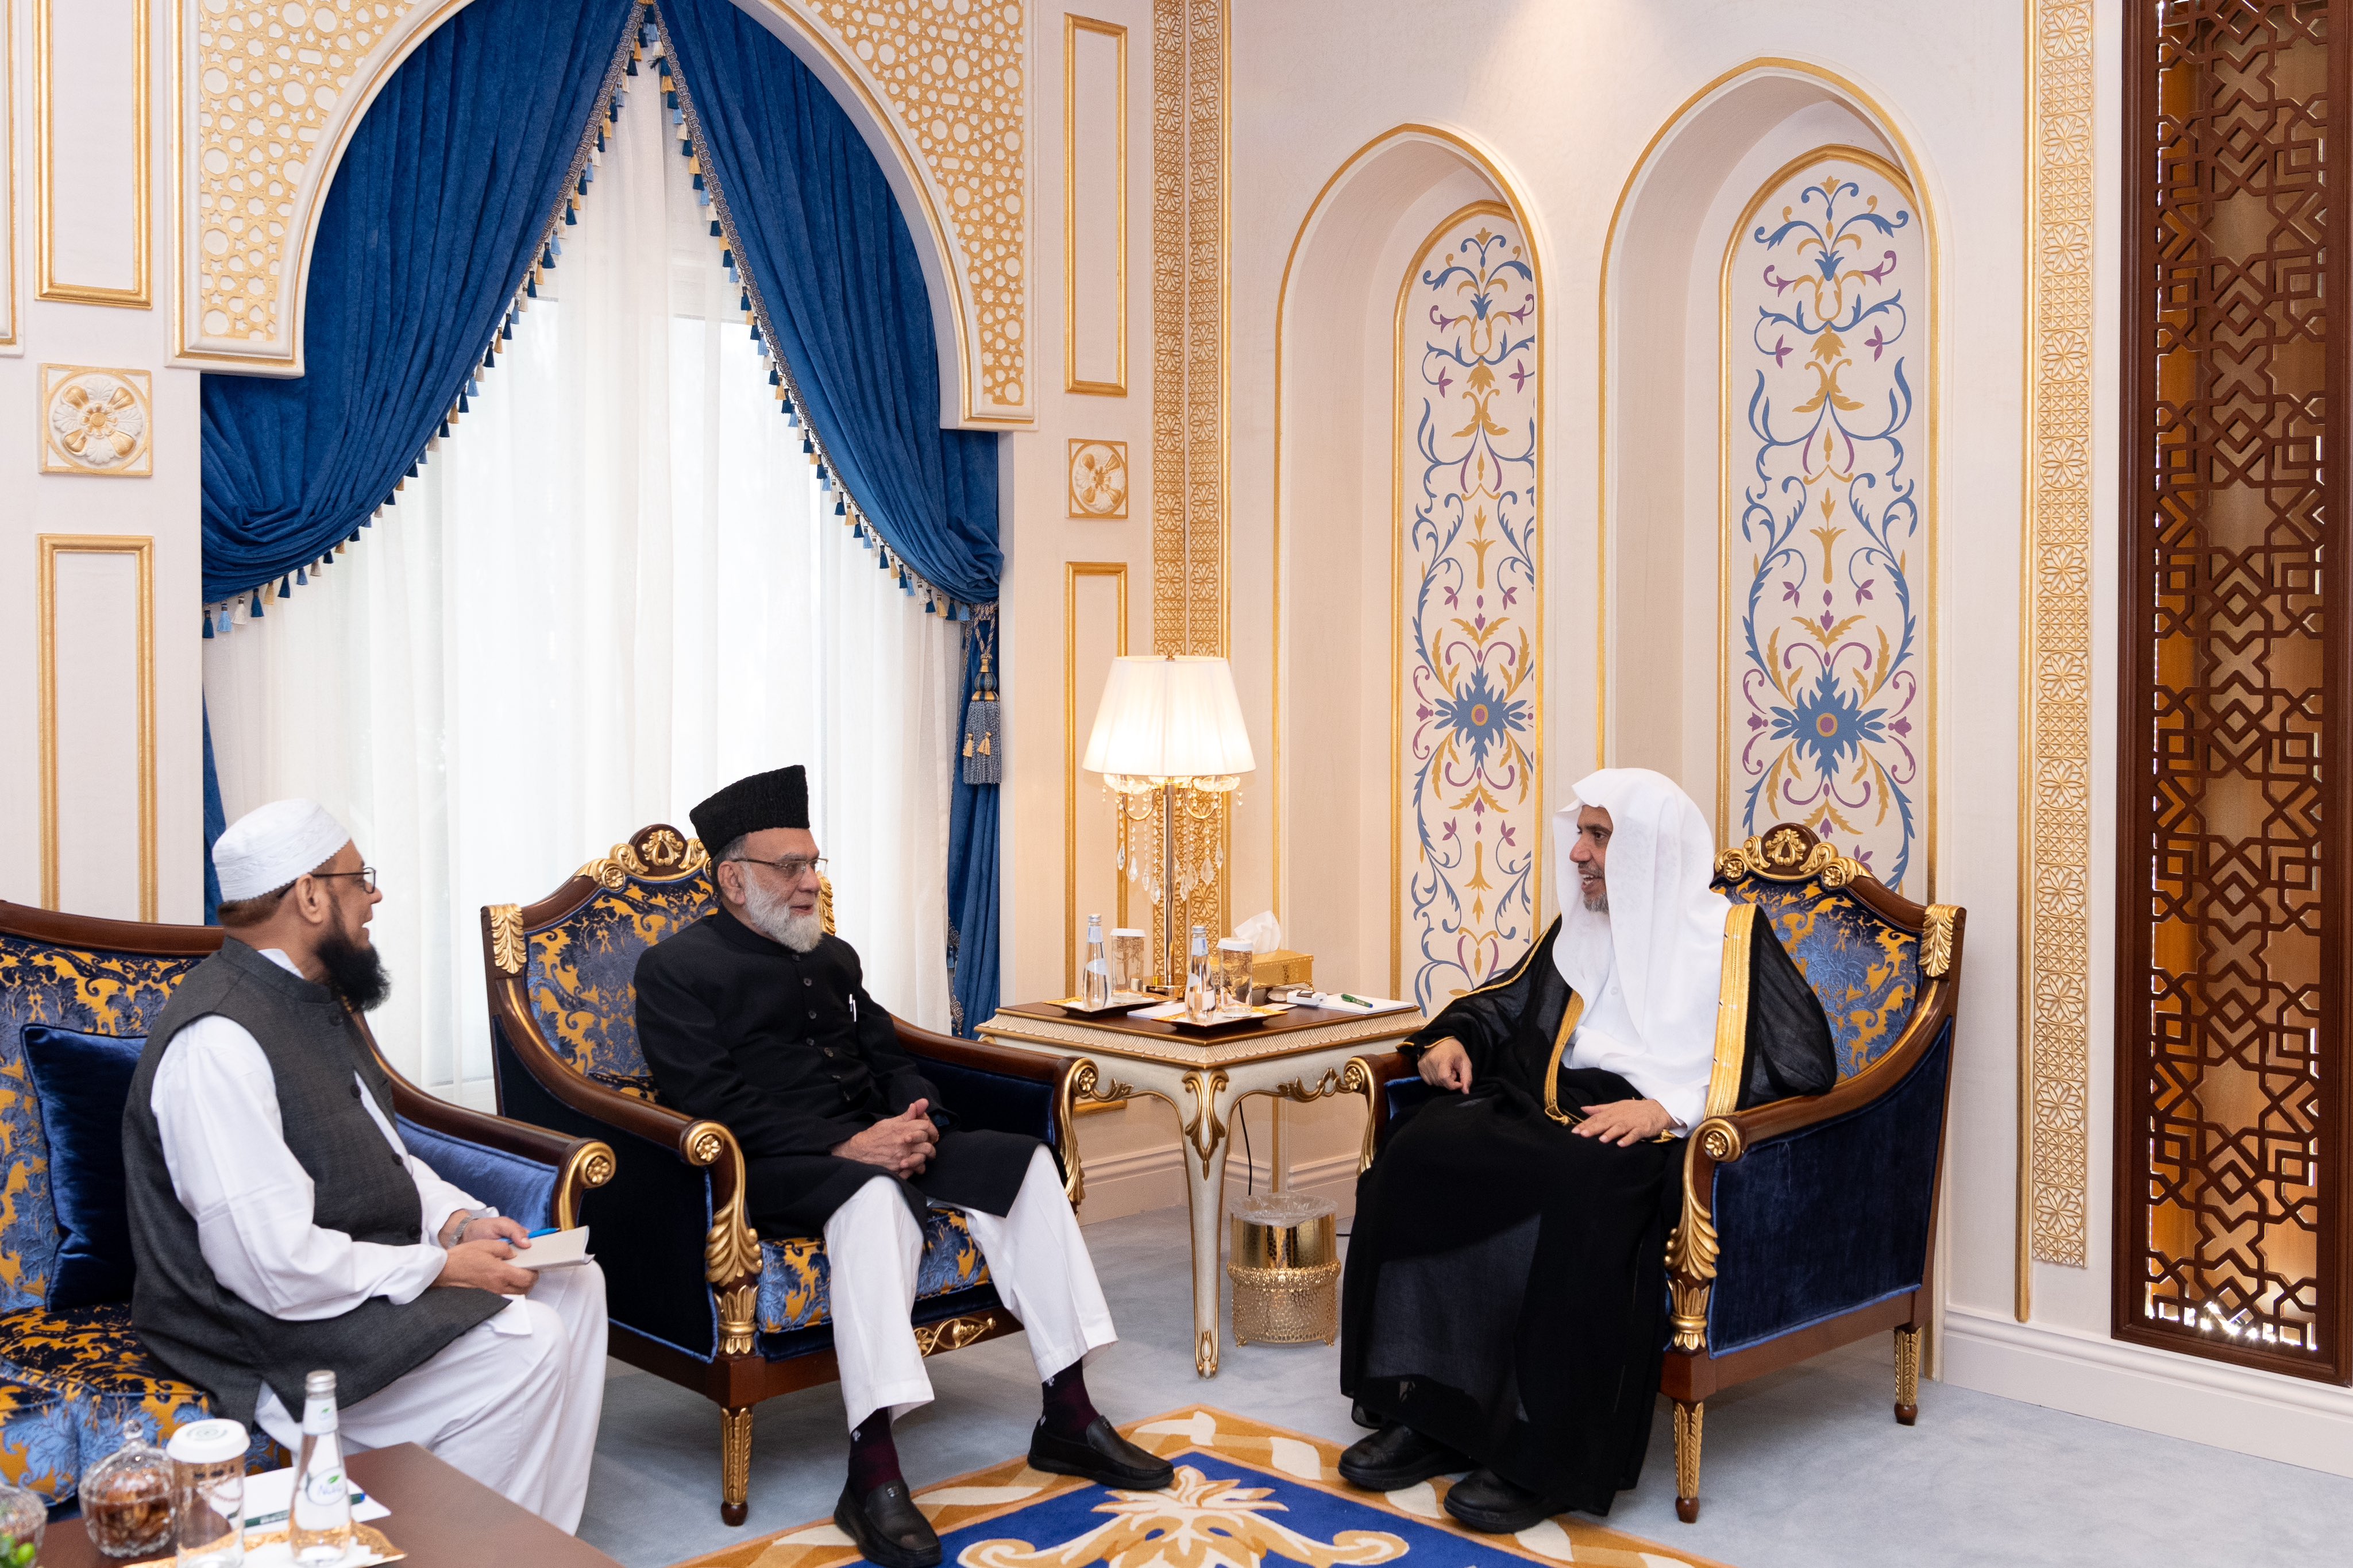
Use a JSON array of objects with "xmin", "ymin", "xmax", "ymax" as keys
[{"xmin": 674, "ymin": 1405, "xmax": 1730, "ymax": 1568}]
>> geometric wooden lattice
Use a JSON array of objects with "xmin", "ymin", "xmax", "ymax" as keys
[{"xmin": 2120, "ymin": 0, "xmax": 2348, "ymax": 1382}]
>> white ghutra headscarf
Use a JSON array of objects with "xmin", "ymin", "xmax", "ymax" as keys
[{"xmin": 1550, "ymin": 768, "xmax": 1730, "ymax": 1125}]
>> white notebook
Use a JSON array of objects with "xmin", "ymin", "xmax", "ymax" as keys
[{"xmin": 511, "ymin": 1226, "xmax": 592, "ymax": 1271}]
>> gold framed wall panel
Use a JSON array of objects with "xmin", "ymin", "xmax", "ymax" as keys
[
  {"xmin": 2017, "ymin": 0, "xmax": 2094, "ymax": 1316},
  {"xmin": 37, "ymin": 0, "xmax": 151, "ymax": 306},
  {"xmin": 2, "ymin": 0, "xmax": 20, "ymax": 346},
  {"xmin": 1066, "ymin": 562, "xmax": 1131, "ymax": 993},
  {"xmin": 1064, "ymin": 13, "xmax": 1127, "ymax": 396},
  {"xmin": 37, "ymin": 535, "xmax": 157, "ymax": 920}
]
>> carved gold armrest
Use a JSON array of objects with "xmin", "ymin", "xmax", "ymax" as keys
[{"xmin": 684, "ymin": 1119, "xmax": 763, "ymax": 1358}]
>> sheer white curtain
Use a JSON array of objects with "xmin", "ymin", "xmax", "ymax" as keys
[{"xmin": 205, "ymin": 91, "xmax": 962, "ymax": 1100}]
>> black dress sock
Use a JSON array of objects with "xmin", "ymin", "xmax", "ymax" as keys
[
  {"xmin": 848, "ymin": 1413, "xmax": 902, "ymax": 1494},
  {"xmin": 1039, "ymin": 1363, "xmax": 1102, "ymax": 1437}
]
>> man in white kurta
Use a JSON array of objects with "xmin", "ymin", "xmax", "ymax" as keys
[{"xmin": 142, "ymin": 801, "xmax": 605, "ymax": 1531}]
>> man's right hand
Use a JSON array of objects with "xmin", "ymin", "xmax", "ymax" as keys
[
  {"xmin": 831, "ymin": 1099, "xmax": 940, "ymax": 1176},
  {"xmin": 1417, "ymin": 1038, "xmax": 1473, "ymax": 1092},
  {"xmin": 433, "ymin": 1235, "xmax": 535, "ymax": 1295}
]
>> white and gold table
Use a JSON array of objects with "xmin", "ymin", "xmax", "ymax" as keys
[{"xmin": 978, "ymin": 1000, "xmax": 1425, "ymax": 1376}]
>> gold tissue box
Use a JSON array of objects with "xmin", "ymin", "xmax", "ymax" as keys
[{"xmin": 1249, "ymin": 950, "xmax": 1314, "ymax": 988}]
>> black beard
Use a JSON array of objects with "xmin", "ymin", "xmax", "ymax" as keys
[{"xmin": 317, "ymin": 928, "xmax": 392, "ymax": 1012}]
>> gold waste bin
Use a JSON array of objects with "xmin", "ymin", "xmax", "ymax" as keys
[{"xmin": 1227, "ymin": 1192, "xmax": 1340, "ymax": 1346}]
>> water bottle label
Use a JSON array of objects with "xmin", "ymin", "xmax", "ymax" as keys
[{"xmin": 303, "ymin": 1467, "xmax": 345, "ymax": 1507}]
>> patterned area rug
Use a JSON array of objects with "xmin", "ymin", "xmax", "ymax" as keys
[{"xmin": 674, "ymin": 1406, "xmax": 1731, "ymax": 1568}]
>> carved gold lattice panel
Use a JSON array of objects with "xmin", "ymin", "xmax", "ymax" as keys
[
  {"xmin": 770, "ymin": 0, "xmax": 1031, "ymax": 422},
  {"xmin": 2125, "ymin": 0, "xmax": 2343, "ymax": 1378}
]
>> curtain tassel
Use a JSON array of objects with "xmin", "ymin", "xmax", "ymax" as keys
[
  {"xmin": 961, "ymin": 639, "xmax": 1001, "ymax": 785},
  {"xmin": 250, "ymin": 590, "xmax": 267, "ymax": 619}
]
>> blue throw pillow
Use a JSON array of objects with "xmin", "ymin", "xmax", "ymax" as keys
[{"xmin": 21, "ymin": 1025, "xmax": 146, "ymax": 1308}]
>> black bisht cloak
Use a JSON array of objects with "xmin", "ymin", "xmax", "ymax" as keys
[{"xmin": 1340, "ymin": 912, "xmax": 1833, "ymax": 1512}]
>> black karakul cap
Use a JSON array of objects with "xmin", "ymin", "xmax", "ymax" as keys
[{"xmin": 691, "ymin": 766, "xmax": 809, "ymax": 853}]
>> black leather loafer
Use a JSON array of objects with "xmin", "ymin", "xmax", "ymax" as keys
[
  {"xmin": 1028, "ymin": 1417, "xmax": 1176, "ymax": 1489},
  {"xmin": 1441, "ymin": 1467, "xmax": 1563, "ymax": 1534},
  {"xmin": 834, "ymin": 1478, "xmax": 942, "ymax": 1568},
  {"xmin": 1337, "ymin": 1423, "xmax": 1468, "ymax": 1491}
]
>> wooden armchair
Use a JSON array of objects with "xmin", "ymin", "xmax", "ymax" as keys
[
  {"xmin": 479, "ymin": 825, "xmax": 1088, "ymax": 1524},
  {"xmin": 0, "ymin": 899, "xmax": 612, "ymax": 1505},
  {"xmin": 1354, "ymin": 822, "xmax": 1964, "ymax": 1522}
]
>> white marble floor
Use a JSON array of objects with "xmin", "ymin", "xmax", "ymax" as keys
[{"xmin": 575, "ymin": 1205, "xmax": 2353, "ymax": 1568}]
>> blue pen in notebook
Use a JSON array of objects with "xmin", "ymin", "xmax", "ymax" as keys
[{"xmin": 528, "ymin": 1226, "xmax": 561, "ymax": 1238}]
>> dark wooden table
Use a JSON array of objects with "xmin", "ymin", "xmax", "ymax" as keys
[{"xmin": 41, "ymin": 1443, "xmax": 624, "ymax": 1568}]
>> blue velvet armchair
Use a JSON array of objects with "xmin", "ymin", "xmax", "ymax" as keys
[
  {"xmin": 1356, "ymin": 822, "xmax": 1964, "ymax": 1523},
  {"xmin": 0, "ymin": 898, "xmax": 612, "ymax": 1509},
  {"xmin": 478, "ymin": 825, "xmax": 1086, "ymax": 1525}
]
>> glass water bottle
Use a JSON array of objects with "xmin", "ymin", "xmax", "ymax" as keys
[
  {"xmin": 288, "ymin": 1370, "xmax": 352, "ymax": 1565},
  {"xmin": 1083, "ymin": 914, "xmax": 1113, "ymax": 1007},
  {"xmin": 1185, "ymin": 925, "xmax": 1214, "ymax": 1020}
]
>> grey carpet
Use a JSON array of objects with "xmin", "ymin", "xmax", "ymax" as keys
[{"xmin": 577, "ymin": 1204, "xmax": 2353, "ymax": 1567}]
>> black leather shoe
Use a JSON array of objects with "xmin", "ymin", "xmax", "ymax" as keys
[
  {"xmin": 834, "ymin": 1479, "xmax": 942, "ymax": 1568},
  {"xmin": 1337, "ymin": 1423, "xmax": 1467, "ymax": 1491},
  {"xmin": 1028, "ymin": 1416, "xmax": 1176, "ymax": 1489},
  {"xmin": 1442, "ymin": 1467, "xmax": 1563, "ymax": 1534}
]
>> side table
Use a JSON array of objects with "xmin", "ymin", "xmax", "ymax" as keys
[{"xmin": 978, "ymin": 1001, "xmax": 1423, "ymax": 1376}]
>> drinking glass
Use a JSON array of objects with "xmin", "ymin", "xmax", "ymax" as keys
[
  {"xmin": 1111, "ymin": 929, "xmax": 1149, "ymax": 994},
  {"xmin": 1218, "ymin": 940, "xmax": 1255, "ymax": 1013}
]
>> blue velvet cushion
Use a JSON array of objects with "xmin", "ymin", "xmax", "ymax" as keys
[
  {"xmin": 395, "ymin": 1118, "xmax": 560, "ymax": 1234},
  {"xmin": 19, "ymin": 1026, "xmax": 145, "ymax": 1309}
]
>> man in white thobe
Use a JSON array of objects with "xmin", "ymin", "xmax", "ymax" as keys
[{"xmin": 124, "ymin": 800, "xmax": 607, "ymax": 1532}]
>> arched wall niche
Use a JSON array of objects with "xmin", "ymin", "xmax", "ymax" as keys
[
  {"xmin": 1601, "ymin": 61, "xmax": 1937, "ymax": 893},
  {"xmin": 172, "ymin": 0, "xmax": 985, "ymax": 430},
  {"xmin": 1272, "ymin": 126, "xmax": 1548, "ymax": 1002}
]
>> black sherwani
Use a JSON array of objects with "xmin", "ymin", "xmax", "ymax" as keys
[
  {"xmin": 634, "ymin": 910, "xmax": 1036, "ymax": 1237},
  {"xmin": 1340, "ymin": 914, "xmax": 1834, "ymax": 1512}
]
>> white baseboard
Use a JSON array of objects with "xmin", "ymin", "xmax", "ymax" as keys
[
  {"xmin": 1074, "ymin": 1145, "xmax": 1360, "ymax": 1226},
  {"xmin": 1939, "ymin": 1303, "xmax": 2353, "ymax": 1476}
]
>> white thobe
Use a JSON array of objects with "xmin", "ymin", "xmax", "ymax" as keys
[
  {"xmin": 824, "ymin": 1146, "xmax": 1116, "ymax": 1432},
  {"xmin": 151, "ymin": 948, "xmax": 607, "ymax": 1532},
  {"xmin": 1566, "ymin": 957, "xmax": 1711, "ymax": 1133}
]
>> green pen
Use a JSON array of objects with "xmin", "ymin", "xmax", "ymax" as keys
[{"xmin": 1341, "ymin": 993, "xmax": 1375, "ymax": 1008}]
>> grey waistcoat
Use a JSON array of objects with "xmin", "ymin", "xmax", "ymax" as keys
[{"xmin": 123, "ymin": 939, "xmax": 505, "ymax": 1426}]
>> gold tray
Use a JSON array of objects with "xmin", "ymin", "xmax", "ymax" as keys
[
  {"xmin": 128, "ymin": 1523, "xmax": 404, "ymax": 1566},
  {"xmin": 1046, "ymin": 993, "xmax": 1159, "ymax": 1017}
]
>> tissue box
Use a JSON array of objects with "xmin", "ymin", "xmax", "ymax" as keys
[{"xmin": 1250, "ymin": 950, "xmax": 1313, "ymax": 987}]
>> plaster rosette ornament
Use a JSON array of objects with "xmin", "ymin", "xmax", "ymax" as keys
[
  {"xmin": 40, "ymin": 366, "xmax": 153, "ymax": 477},
  {"xmin": 1068, "ymin": 439, "xmax": 1128, "ymax": 517}
]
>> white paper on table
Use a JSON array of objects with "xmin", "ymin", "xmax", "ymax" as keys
[
  {"xmin": 241, "ymin": 1463, "xmax": 391, "ymax": 1528},
  {"xmin": 1294, "ymin": 991, "xmax": 1417, "ymax": 1017}
]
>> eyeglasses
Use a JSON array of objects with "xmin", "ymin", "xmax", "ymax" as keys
[
  {"xmin": 311, "ymin": 867, "xmax": 379, "ymax": 894},
  {"xmin": 731, "ymin": 854, "xmax": 828, "ymax": 882}
]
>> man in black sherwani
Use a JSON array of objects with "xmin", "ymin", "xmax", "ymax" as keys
[{"xmin": 635, "ymin": 766, "xmax": 1169, "ymax": 1568}]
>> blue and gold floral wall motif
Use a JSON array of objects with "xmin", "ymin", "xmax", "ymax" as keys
[
  {"xmin": 1722, "ymin": 149, "xmax": 1928, "ymax": 893},
  {"xmin": 1395, "ymin": 203, "xmax": 1541, "ymax": 1011}
]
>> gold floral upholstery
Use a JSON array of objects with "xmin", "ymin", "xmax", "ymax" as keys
[
  {"xmin": 0, "ymin": 934, "xmax": 203, "ymax": 1314},
  {"xmin": 1716, "ymin": 876, "xmax": 1920, "ymax": 1078},
  {"xmin": 758, "ymin": 1210, "xmax": 990, "ymax": 1334},
  {"xmin": 0, "ymin": 1380, "xmax": 76, "ymax": 1503},
  {"xmin": 526, "ymin": 879, "xmax": 716, "ymax": 1084}
]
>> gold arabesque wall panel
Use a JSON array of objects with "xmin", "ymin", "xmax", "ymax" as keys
[{"xmin": 2019, "ymin": 0, "xmax": 2094, "ymax": 1312}]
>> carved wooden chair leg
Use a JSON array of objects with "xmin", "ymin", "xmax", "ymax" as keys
[
  {"xmin": 1893, "ymin": 1324, "xmax": 1923, "ymax": 1426},
  {"xmin": 1671, "ymin": 1399, "xmax": 1703, "ymax": 1523},
  {"xmin": 720, "ymin": 1405, "xmax": 754, "ymax": 1525}
]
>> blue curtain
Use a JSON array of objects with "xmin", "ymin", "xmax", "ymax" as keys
[
  {"xmin": 662, "ymin": 0, "xmax": 1001, "ymax": 1032},
  {"xmin": 198, "ymin": 0, "xmax": 635, "ymax": 605},
  {"xmin": 201, "ymin": 705, "xmax": 226, "ymax": 925}
]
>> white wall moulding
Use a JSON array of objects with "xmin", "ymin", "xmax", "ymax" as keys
[
  {"xmin": 38, "ymin": 0, "xmax": 149, "ymax": 306},
  {"xmin": 1063, "ymin": 561, "xmax": 1129, "ymax": 993},
  {"xmin": 1, "ymin": 0, "xmax": 20, "ymax": 347},
  {"xmin": 1067, "ymin": 437, "xmax": 1128, "ymax": 517},
  {"xmin": 2018, "ymin": 0, "xmax": 2096, "ymax": 1311},
  {"xmin": 176, "ymin": 0, "xmax": 1034, "ymax": 425},
  {"xmin": 1064, "ymin": 12, "xmax": 1125, "ymax": 395},
  {"xmin": 1392, "ymin": 200, "xmax": 1542, "ymax": 1009},
  {"xmin": 37, "ymin": 535, "xmax": 157, "ymax": 921},
  {"xmin": 1718, "ymin": 146, "xmax": 1928, "ymax": 895},
  {"xmin": 39, "ymin": 364, "xmax": 154, "ymax": 476}
]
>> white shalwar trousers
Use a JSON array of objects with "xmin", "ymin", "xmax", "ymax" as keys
[
  {"xmin": 823, "ymin": 1148, "xmax": 1116, "ymax": 1432},
  {"xmin": 252, "ymin": 1260, "xmax": 608, "ymax": 1534}
]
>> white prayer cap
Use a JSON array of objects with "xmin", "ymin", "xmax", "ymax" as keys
[{"xmin": 213, "ymin": 798, "xmax": 353, "ymax": 902}]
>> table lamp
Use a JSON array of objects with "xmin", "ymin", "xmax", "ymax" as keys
[{"xmin": 1082, "ymin": 655, "xmax": 1256, "ymax": 986}]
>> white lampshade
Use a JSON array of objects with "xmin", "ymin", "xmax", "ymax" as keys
[{"xmin": 1082, "ymin": 655, "xmax": 1256, "ymax": 780}]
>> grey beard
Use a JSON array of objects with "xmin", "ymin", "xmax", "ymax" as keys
[
  {"xmin": 741, "ymin": 880, "xmax": 824, "ymax": 952},
  {"xmin": 1581, "ymin": 884, "xmax": 1609, "ymax": 913}
]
